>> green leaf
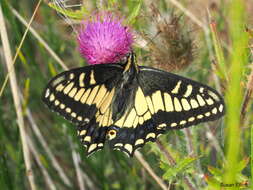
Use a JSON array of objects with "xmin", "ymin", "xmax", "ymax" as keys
[
  {"xmin": 204, "ymin": 174, "xmax": 221, "ymax": 190},
  {"xmin": 127, "ymin": 0, "xmax": 143, "ymax": 25},
  {"xmin": 0, "ymin": 152, "xmax": 13, "ymax": 190},
  {"xmin": 22, "ymin": 78, "xmax": 30, "ymax": 113},
  {"xmin": 48, "ymin": 2, "xmax": 87, "ymax": 20},
  {"xmin": 236, "ymin": 157, "xmax": 249, "ymax": 172},
  {"xmin": 48, "ymin": 62, "xmax": 57, "ymax": 77},
  {"xmin": 208, "ymin": 166, "xmax": 223, "ymax": 177},
  {"xmin": 39, "ymin": 155, "xmax": 49, "ymax": 169},
  {"xmin": 162, "ymin": 156, "xmax": 197, "ymax": 180},
  {"xmin": 209, "ymin": 21, "xmax": 228, "ymax": 81},
  {"xmin": 18, "ymin": 50, "xmax": 28, "ymax": 67}
]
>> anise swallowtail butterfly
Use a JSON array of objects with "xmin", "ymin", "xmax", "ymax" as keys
[{"xmin": 42, "ymin": 52, "xmax": 225, "ymax": 157}]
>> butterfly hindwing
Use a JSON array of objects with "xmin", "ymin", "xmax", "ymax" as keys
[
  {"xmin": 108, "ymin": 119, "xmax": 164, "ymax": 156},
  {"xmin": 107, "ymin": 86, "xmax": 166, "ymax": 156},
  {"xmin": 42, "ymin": 64, "xmax": 123, "ymax": 125},
  {"xmin": 77, "ymin": 118, "xmax": 109, "ymax": 155}
]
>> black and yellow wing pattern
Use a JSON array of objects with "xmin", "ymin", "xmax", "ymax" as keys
[
  {"xmin": 42, "ymin": 64, "xmax": 122, "ymax": 124},
  {"xmin": 42, "ymin": 57, "xmax": 225, "ymax": 157},
  {"xmin": 106, "ymin": 66, "xmax": 225, "ymax": 156},
  {"xmin": 42, "ymin": 64, "xmax": 124, "ymax": 154}
]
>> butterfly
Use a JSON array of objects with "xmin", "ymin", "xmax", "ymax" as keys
[{"xmin": 42, "ymin": 52, "xmax": 225, "ymax": 157}]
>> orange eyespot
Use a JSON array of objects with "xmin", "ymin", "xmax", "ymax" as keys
[{"xmin": 107, "ymin": 129, "xmax": 117, "ymax": 140}]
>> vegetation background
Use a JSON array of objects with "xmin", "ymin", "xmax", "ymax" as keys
[{"xmin": 0, "ymin": 0, "xmax": 252, "ymax": 189}]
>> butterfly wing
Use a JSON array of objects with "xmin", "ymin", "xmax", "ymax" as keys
[
  {"xmin": 42, "ymin": 64, "xmax": 123, "ymax": 124},
  {"xmin": 138, "ymin": 66, "xmax": 225, "ymax": 127},
  {"xmin": 43, "ymin": 63, "xmax": 225, "ymax": 157},
  {"xmin": 108, "ymin": 66, "xmax": 225, "ymax": 156},
  {"xmin": 42, "ymin": 64, "xmax": 126, "ymax": 155}
]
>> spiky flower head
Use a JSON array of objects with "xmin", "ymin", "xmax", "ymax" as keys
[{"xmin": 77, "ymin": 12, "xmax": 133, "ymax": 65}]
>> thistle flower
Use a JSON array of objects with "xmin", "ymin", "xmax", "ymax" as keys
[{"xmin": 77, "ymin": 12, "xmax": 133, "ymax": 65}]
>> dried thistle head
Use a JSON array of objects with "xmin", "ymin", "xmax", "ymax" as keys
[{"xmin": 142, "ymin": 4, "xmax": 195, "ymax": 71}]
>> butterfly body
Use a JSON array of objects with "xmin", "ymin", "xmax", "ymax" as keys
[
  {"xmin": 42, "ymin": 53, "xmax": 225, "ymax": 157},
  {"xmin": 111, "ymin": 58, "xmax": 138, "ymax": 122}
]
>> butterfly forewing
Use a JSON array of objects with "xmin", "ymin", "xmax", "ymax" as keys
[
  {"xmin": 42, "ymin": 64, "xmax": 123, "ymax": 125},
  {"xmin": 138, "ymin": 66, "xmax": 225, "ymax": 127}
]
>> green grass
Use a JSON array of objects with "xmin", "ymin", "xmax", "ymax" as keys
[
  {"xmin": 0, "ymin": 0, "xmax": 252, "ymax": 189},
  {"xmin": 223, "ymin": 0, "xmax": 249, "ymax": 188}
]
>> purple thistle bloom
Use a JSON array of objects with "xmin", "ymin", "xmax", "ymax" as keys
[{"xmin": 77, "ymin": 12, "xmax": 134, "ymax": 65}]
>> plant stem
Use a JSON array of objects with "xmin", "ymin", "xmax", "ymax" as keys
[
  {"xmin": 0, "ymin": 4, "xmax": 36, "ymax": 190},
  {"xmin": 11, "ymin": 7, "xmax": 68, "ymax": 71},
  {"xmin": 223, "ymin": 0, "xmax": 248, "ymax": 187},
  {"xmin": 134, "ymin": 151, "xmax": 168, "ymax": 190},
  {"xmin": 69, "ymin": 137, "xmax": 85, "ymax": 190},
  {"xmin": 26, "ymin": 135, "xmax": 57, "ymax": 190},
  {"xmin": 0, "ymin": 0, "xmax": 43, "ymax": 97}
]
